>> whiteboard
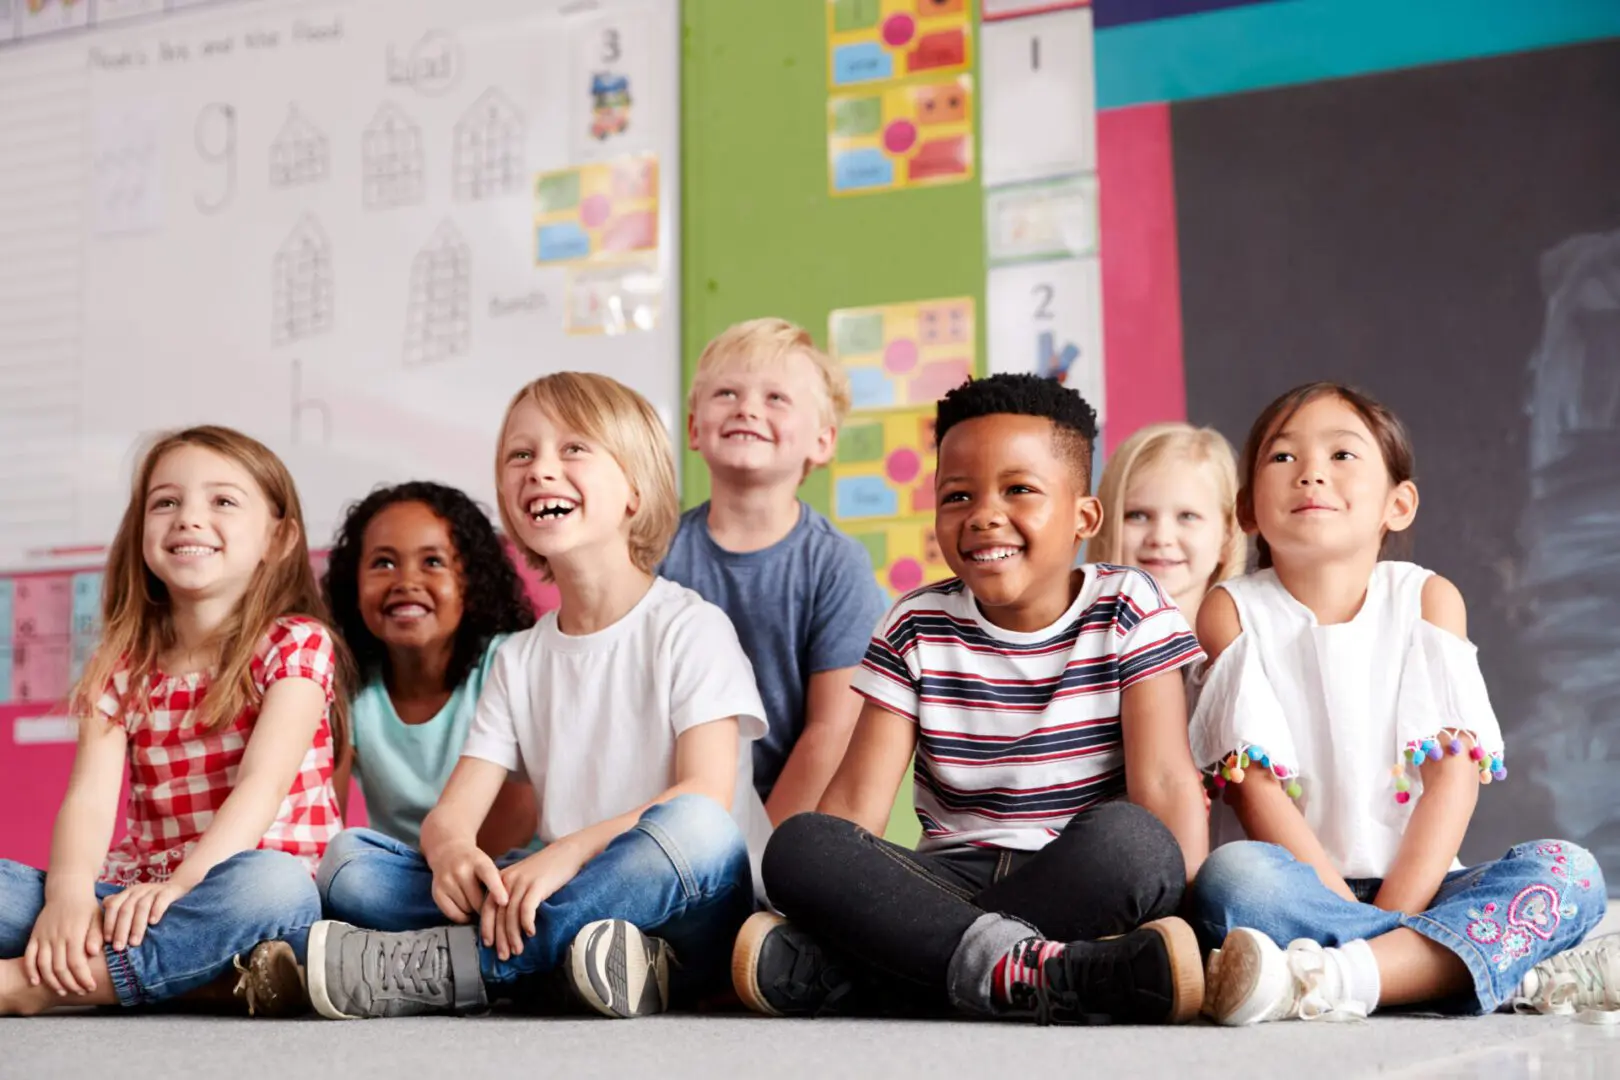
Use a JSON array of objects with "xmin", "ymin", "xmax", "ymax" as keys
[{"xmin": 0, "ymin": 0, "xmax": 680, "ymax": 567}]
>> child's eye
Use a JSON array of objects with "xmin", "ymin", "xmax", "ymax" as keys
[
  {"xmin": 506, "ymin": 448, "xmax": 533, "ymax": 463},
  {"xmin": 941, "ymin": 491, "xmax": 970, "ymax": 504},
  {"xmin": 1007, "ymin": 484, "xmax": 1035, "ymax": 496},
  {"xmin": 768, "ymin": 392, "xmax": 788, "ymax": 404},
  {"xmin": 562, "ymin": 442, "xmax": 589, "ymax": 456},
  {"xmin": 1178, "ymin": 511, "xmax": 1202, "ymax": 523},
  {"xmin": 714, "ymin": 388, "xmax": 736, "ymax": 399},
  {"xmin": 368, "ymin": 556, "xmax": 396, "ymax": 570},
  {"xmin": 1123, "ymin": 510, "xmax": 1148, "ymax": 522},
  {"xmin": 1270, "ymin": 451, "xmax": 1295, "ymax": 464},
  {"xmin": 424, "ymin": 555, "xmax": 446, "ymax": 568},
  {"xmin": 1332, "ymin": 450, "xmax": 1357, "ymax": 461},
  {"xmin": 149, "ymin": 497, "xmax": 176, "ymax": 510},
  {"xmin": 213, "ymin": 496, "xmax": 237, "ymax": 508}
]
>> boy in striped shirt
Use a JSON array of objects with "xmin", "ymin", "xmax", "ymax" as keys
[{"xmin": 732, "ymin": 374, "xmax": 1211, "ymax": 1024}]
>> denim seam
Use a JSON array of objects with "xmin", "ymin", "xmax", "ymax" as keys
[
  {"xmin": 635, "ymin": 818, "xmax": 700, "ymax": 900},
  {"xmin": 869, "ymin": 840, "xmax": 976, "ymax": 903},
  {"xmin": 1400, "ymin": 912, "xmax": 1497, "ymax": 1013},
  {"xmin": 103, "ymin": 944, "xmax": 148, "ymax": 1007}
]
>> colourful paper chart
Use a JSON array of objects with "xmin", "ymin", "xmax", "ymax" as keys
[
  {"xmin": 826, "ymin": 0, "xmax": 973, "ymax": 88},
  {"xmin": 848, "ymin": 515, "xmax": 951, "ymax": 596},
  {"xmin": 832, "ymin": 408, "xmax": 937, "ymax": 522},
  {"xmin": 831, "ymin": 296, "xmax": 975, "ymax": 411},
  {"xmin": 534, "ymin": 154, "xmax": 659, "ymax": 265},
  {"xmin": 828, "ymin": 75, "xmax": 974, "ymax": 195}
]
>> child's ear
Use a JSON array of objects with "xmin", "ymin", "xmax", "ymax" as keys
[
  {"xmin": 686, "ymin": 412, "xmax": 699, "ymax": 451},
  {"xmin": 268, "ymin": 517, "xmax": 302, "ymax": 564},
  {"xmin": 1075, "ymin": 493, "xmax": 1103, "ymax": 541},
  {"xmin": 807, "ymin": 423, "xmax": 837, "ymax": 469},
  {"xmin": 1384, "ymin": 479, "xmax": 1419, "ymax": 534}
]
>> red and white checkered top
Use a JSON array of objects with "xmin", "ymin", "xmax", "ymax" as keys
[{"xmin": 96, "ymin": 616, "xmax": 341, "ymax": 885}]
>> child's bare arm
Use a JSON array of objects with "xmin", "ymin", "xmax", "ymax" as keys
[
  {"xmin": 331, "ymin": 743, "xmax": 353, "ymax": 820},
  {"xmin": 1121, "ymin": 672, "xmax": 1209, "ymax": 880},
  {"xmin": 1198, "ymin": 590, "xmax": 1357, "ymax": 901},
  {"xmin": 477, "ymin": 780, "xmax": 539, "ymax": 857},
  {"xmin": 763, "ymin": 666, "xmax": 863, "ymax": 826},
  {"xmin": 1373, "ymin": 576, "xmax": 1478, "ymax": 914},
  {"xmin": 816, "ymin": 700, "xmax": 916, "ymax": 836}
]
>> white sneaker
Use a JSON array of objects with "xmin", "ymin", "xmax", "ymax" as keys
[
  {"xmin": 1204, "ymin": 928, "xmax": 1370, "ymax": 1025},
  {"xmin": 1513, "ymin": 935, "xmax": 1620, "ymax": 1018}
]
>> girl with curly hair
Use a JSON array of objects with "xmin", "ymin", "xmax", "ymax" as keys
[{"xmin": 316, "ymin": 482, "xmax": 538, "ymax": 929}]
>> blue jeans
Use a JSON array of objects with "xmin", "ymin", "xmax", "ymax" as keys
[
  {"xmin": 1188, "ymin": 839, "xmax": 1608, "ymax": 1014},
  {"xmin": 317, "ymin": 794, "xmax": 755, "ymax": 1002},
  {"xmin": 0, "ymin": 850, "xmax": 320, "ymax": 1007}
]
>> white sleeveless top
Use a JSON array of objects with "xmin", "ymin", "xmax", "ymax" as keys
[{"xmin": 1188, "ymin": 562, "xmax": 1505, "ymax": 880}]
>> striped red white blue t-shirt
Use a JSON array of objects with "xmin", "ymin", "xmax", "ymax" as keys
[{"xmin": 853, "ymin": 564, "xmax": 1204, "ymax": 853}]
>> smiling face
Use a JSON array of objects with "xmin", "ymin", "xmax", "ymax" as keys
[
  {"xmin": 1118, "ymin": 458, "xmax": 1229, "ymax": 607},
  {"xmin": 500, "ymin": 395, "xmax": 638, "ymax": 574},
  {"xmin": 1248, "ymin": 394, "xmax": 1417, "ymax": 565},
  {"xmin": 935, "ymin": 413, "xmax": 1101, "ymax": 633},
  {"xmin": 687, "ymin": 350, "xmax": 835, "ymax": 488},
  {"xmin": 357, "ymin": 500, "xmax": 465, "ymax": 657},
  {"xmin": 140, "ymin": 444, "xmax": 281, "ymax": 604}
]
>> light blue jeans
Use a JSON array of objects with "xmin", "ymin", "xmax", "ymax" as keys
[
  {"xmin": 1188, "ymin": 839, "xmax": 1608, "ymax": 1014},
  {"xmin": 0, "ymin": 850, "xmax": 320, "ymax": 1007},
  {"xmin": 316, "ymin": 794, "xmax": 754, "ymax": 1001}
]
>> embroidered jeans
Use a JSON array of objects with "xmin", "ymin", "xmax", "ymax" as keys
[
  {"xmin": 1188, "ymin": 839, "xmax": 1607, "ymax": 1013},
  {"xmin": 315, "ymin": 794, "xmax": 754, "ymax": 1003},
  {"xmin": 0, "ymin": 849, "xmax": 320, "ymax": 1007}
]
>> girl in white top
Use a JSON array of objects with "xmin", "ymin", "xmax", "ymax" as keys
[
  {"xmin": 1188, "ymin": 382, "xmax": 1605, "ymax": 1024},
  {"xmin": 305, "ymin": 373, "xmax": 769, "ymax": 1023}
]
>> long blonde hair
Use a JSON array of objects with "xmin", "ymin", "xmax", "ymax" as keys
[
  {"xmin": 497, "ymin": 372, "xmax": 679, "ymax": 582},
  {"xmin": 71, "ymin": 426, "xmax": 351, "ymax": 745},
  {"xmin": 1089, "ymin": 422, "xmax": 1246, "ymax": 586}
]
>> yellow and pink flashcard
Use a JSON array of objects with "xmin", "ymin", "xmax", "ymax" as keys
[
  {"xmin": 848, "ymin": 516, "xmax": 951, "ymax": 596},
  {"xmin": 831, "ymin": 296, "xmax": 975, "ymax": 411},
  {"xmin": 828, "ymin": 75, "xmax": 974, "ymax": 194},
  {"xmin": 832, "ymin": 407, "xmax": 937, "ymax": 527},
  {"xmin": 827, "ymin": 0, "xmax": 973, "ymax": 87},
  {"xmin": 534, "ymin": 154, "xmax": 658, "ymax": 265}
]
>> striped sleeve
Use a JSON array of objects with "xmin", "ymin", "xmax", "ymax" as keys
[
  {"xmin": 1112, "ymin": 568, "xmax": 1205, "ymax": 689},
  {"xmin": 850, "ymin": 598, "xmax": 921, "ymax": 722}
]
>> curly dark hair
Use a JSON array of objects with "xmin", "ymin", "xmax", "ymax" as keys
[
  {"xmin": 322, "ymin": 481, "xmax": 536, "ymax": 690},
  {"xmin": 936, "ymin": 373, "xmax": 1099, "ymax": 486}
]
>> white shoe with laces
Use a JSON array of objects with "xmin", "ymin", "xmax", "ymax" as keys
[
  {"xmin": 1203, "ymin": 928, "xmax": 1371, "ymax": 1025},
  {"xmin": 1513, "ymin": 935, "xmax": 1620, "ymax": 1020}
]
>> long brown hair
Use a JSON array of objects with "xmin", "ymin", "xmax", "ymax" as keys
[
  {"xmin": 71, "ymin": 426, "xmax": 352, "ymax": 745},
  {"xmin": 1236, "ymin": 382, "xmax": 1416, "ymax": 569}
]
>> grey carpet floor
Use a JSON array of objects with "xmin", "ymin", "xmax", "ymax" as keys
[{"xmin": 4, "ymin": 1011, "xmax": 1619, "ymax": 1080}]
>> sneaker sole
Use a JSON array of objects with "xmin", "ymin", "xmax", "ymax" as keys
[
  {"xmin": 244, "ymin": 940, "xmax": 309, "ymax": 1019},
  {"xmin": 306, "ymin": 921, "xmax": 360, "ymax": 1021},
  {"xmin": 1205, "ymin": 927, "xmax": 1286, "ymax": 1026},
  {"xmin": 569, "ymin": 919, "xmax": 669, "ymax": 1019},
  {"xmin": 1141, "ymin": 916, "xmax": 1205, "ymax": 1024},
  {"xmin": 730, "ymin": 911, "xmax": 787, "ymax": 1018}
]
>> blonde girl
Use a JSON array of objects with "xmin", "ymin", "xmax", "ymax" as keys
[
  {"xmin": 1089, "ymin": 422, "xmax": 1245, "ymax": 625},
  {"xmin": 0, "ymin": 426, "xmax": 349, "ymax": 1017}
]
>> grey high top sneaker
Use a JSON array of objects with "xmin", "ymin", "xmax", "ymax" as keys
[{"xmin": 307, "ymin": 920, "xmax": 487, "ymax": 1020}]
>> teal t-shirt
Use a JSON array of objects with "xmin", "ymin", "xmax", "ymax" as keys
[{"xmin": 351, "ymin": 635, "xmax": 507, "ymax": 846}]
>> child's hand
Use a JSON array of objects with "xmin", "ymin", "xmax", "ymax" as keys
[
  {"xmin": 486, "ymin": 845, "xmax": 584, "ymax": 962},
  {"xmin": 25, "ymin": 893, "xmax": 104, "ymax": 996},
  {"xmin": 101, "ymin": 879, "xmax": 194, "ymax": 950},
  {"xmin": 428, "ymin": 843, "xmax": 508, "ymax": 924}
]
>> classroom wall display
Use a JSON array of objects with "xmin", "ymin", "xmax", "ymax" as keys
[
  {"xmin": 828, "ymin": 73, "xmax": 976, "ymax": 195},
  {"xmin": 0, "ymin": 0, "xmax": 681, "ymax": 572},
  {"xmin": 826, "ymin": 0, "xmax": 974, "ymax": 88}
]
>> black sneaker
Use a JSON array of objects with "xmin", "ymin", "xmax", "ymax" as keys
[
  {"xmin": 731, "ymin": 912, "xmax": 855, "ymax": 1018},
  {"xmin": 1001, "ymin": 916, "xmax": 1204, "ymax": 1025},
  {"xmin": 307, "ymin": 920, "xmax": 487, "ymax": 1020}
]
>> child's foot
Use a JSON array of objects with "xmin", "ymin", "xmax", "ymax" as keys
[
  {"xmin": 232, "ymin": 940, "xmax": 308, "ymax": 1018},
  {"xmin": 566, "ymin": 919, "xmax": 671, "ymax": 1019},
  {"xmin": 732, "ymin": 911, "xmax": 855, "ymax": 1018},
  {"xmin": 306, "ymin": 920, "xmax": 486, "ymax": 1020},
  {"xmin": 993, "ymin": 916, "xmax": 1204, "ymax": 1025},
  {"xmin": 1203, "ymin": 928, "xmax": 1370, "ymax": 1025},
  {"xmin": 1514, "ymin": 935, "xmax": 1620, "ymax": 1016}
]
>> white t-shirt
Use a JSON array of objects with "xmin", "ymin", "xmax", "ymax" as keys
[
  {"xmin": 461, "ymin": 576, "xmax": 772, "ymax": 888},
  {"xmin": 1189, "ymin": 562, "xmax": 1505, "ymax": 880}
]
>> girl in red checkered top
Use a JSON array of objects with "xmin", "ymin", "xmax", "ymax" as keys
[{"xmin": 0, "ymin": 426, "xmax": 351, "ymax": 1018}]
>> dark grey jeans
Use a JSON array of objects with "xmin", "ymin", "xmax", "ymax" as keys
[{"xmin": 762, "ymin": 800, "xmax": 1186, "ymax": 1015}]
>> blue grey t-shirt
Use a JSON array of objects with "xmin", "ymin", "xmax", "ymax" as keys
[{"xmin": 658, "ymin": 501, "xmax": 890, "ymax": 798}]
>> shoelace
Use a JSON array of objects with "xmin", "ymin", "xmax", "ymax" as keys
[
  {"xmin": 771, "ymin": 936, "xmax": 853, "ymax": 1017},
  {"xmin": 231, "ymin": 954, "xmax": 260, "ymax": 1017},
  {"xmin": 1516, "ymin": 939, "xmax": 1620, "ymax": 1018},
  {"xmin": 374, "ymin": 933, "xmax": 447, "ymax": 999},
  {"xmin": 1286, "ymin": 943, "xmax": 1368, "ymax": 1023},
  {"xmin": 1010, "ymin": 943, "xmax": 1122, "ymax": 1026}
]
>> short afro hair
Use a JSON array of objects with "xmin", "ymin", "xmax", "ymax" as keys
[{"xmin": 935, "ymin": 374, "xmax": 1099, "ymax": 485}]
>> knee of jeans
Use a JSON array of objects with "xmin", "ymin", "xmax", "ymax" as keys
[
  {"xmin": 639, "ymin": 794, "xmax": 746, "ymax": 877},
  {"xmin": 317, "ymin": 830, "xmax": 394, "ymax": 920},
  {"xmin": 1084, "ymin": 802, "xmax": 1186, "ymax": 897},
  {"xmin": 762, "ymin": 812, "xmax": 856, "ymax": 904},
  {"xmin": 1189, "ymin": 842, "xmax": 1291, "ymax": 928},
  {"xmin": 220, "ymin": 850, "xmax": 320, "ymax": 928},
  {"xmin": 0, "ymin": 859, "xmax": 47, "ymax": 958}
]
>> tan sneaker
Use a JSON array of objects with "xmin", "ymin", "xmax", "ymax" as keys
[{"xmin": 233, "ymin": 940, "xmax": 309, "ymax": 1018}]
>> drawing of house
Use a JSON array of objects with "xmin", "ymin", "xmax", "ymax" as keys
[
  {"xmin": 453, "ymin": 88, "xmax": 525, "ymax": 201},
  {"xmin": 270, "ymin": 105, "xmax": 328, "ymax": 187},
  {"xmin": 272, "ymin": 215, "xmax": 333, "ymax": 345},
  {"xmin": 363, "ymin": 103, "xmax": 425, "ymax": 209},
  {"xmin": 405, "ymin": 220, "xmax": 470, "ymax": 366}
]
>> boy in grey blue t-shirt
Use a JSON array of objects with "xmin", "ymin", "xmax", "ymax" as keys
[{"xmin": 661, "ymin": 319, "xmax": 889, "ymax": 824}]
